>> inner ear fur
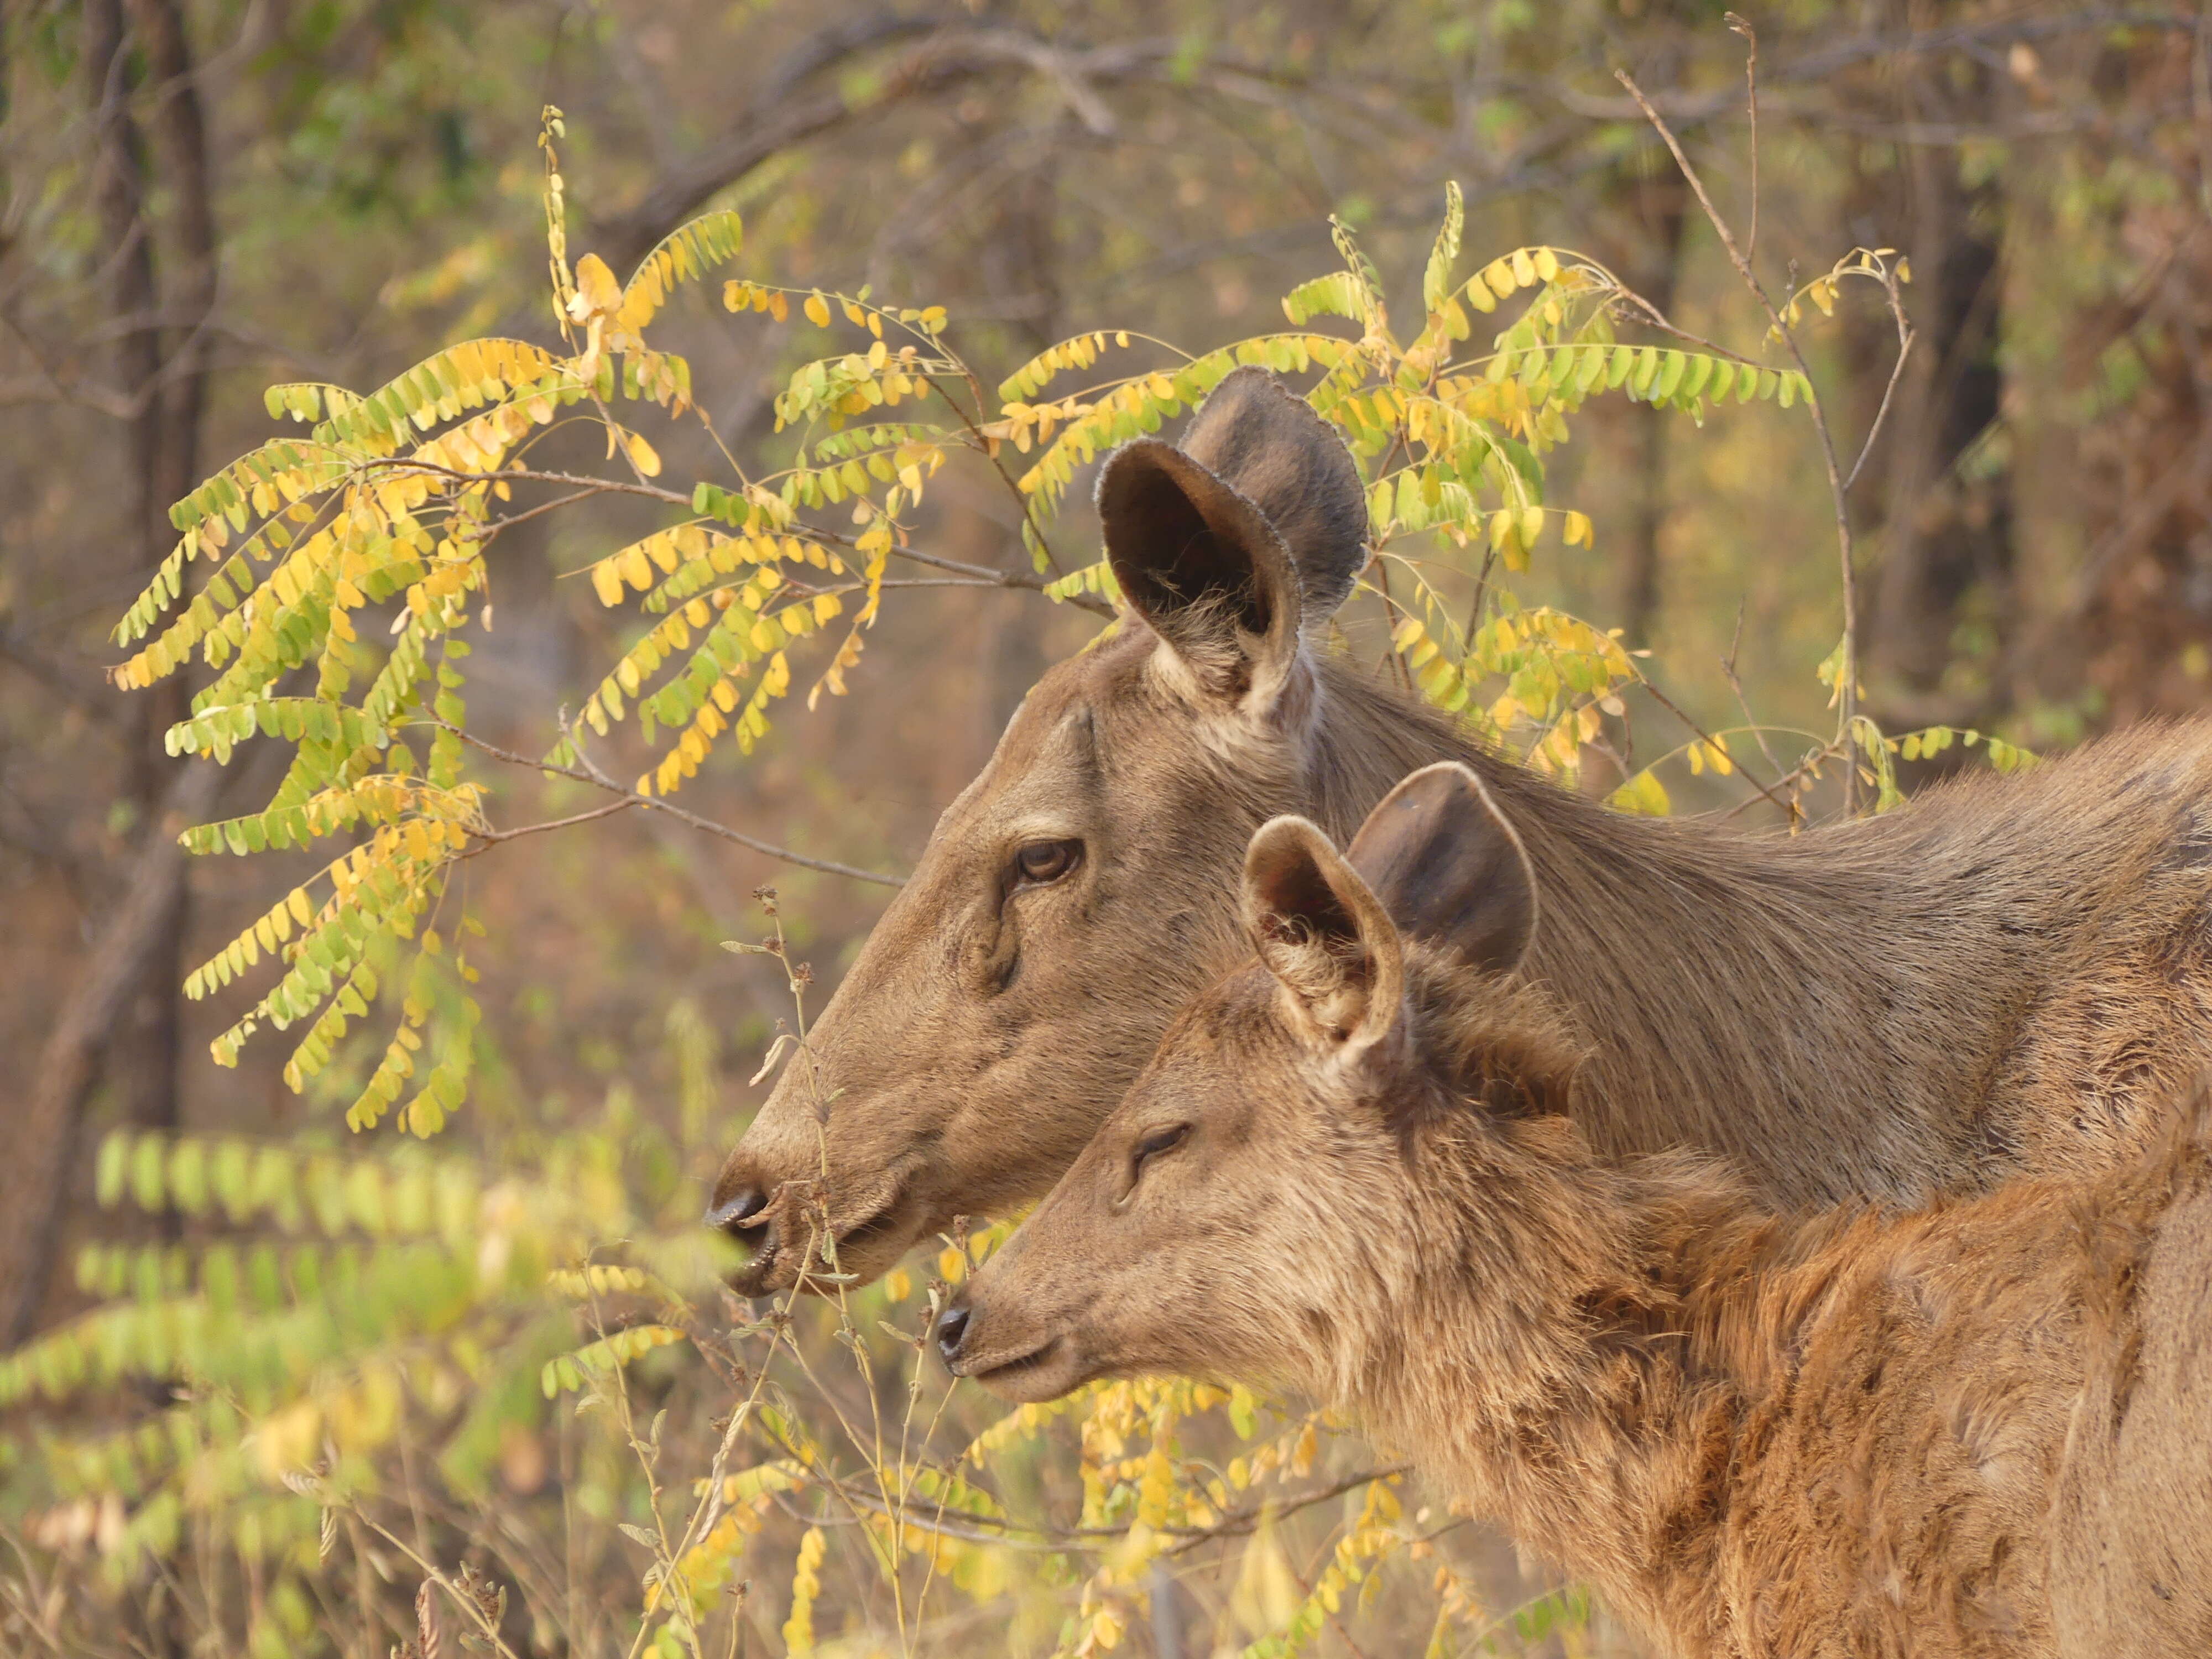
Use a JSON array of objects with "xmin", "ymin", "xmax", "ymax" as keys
[
  {"xmin": 1345, "ymin": 762, "xmax": 1538, "ymax": 977},
  {"xmin": 1241, "ymin": 816, "xmax": 1405, "ymax": 1049},
  {"xmin": 1095, "ymin": 370, "xmax": 1368, "ymax": 703},
  {"xmin": 1097, "ymin": 439, "xmax": 1300, "ymax": 666}
]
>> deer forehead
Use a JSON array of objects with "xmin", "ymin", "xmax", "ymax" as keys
[{"xmin": 933, "ymin": 699, "xmax": 1104, "ymax": 841}]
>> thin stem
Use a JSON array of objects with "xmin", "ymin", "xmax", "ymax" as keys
[
  {"xmin": 399, "ymin": 461, "xmax": 692, "ymax": 509},
  {"xmin": 1616, "ymin": 64, "xmax": 1866, "ymax": 813},
  {"xmin": 1721, "ymin": 598, "xmax": 1790, "ymax": 789},
  {"xmin": 889, "ymin": 541, "xmax": 1113, "ymax": 616},
  {"xmin": 1845, "ymin": 269, "xmax": 1917, "ymax": 492},
  {"xmin": 1604, "ymin": 288, "xmax": 1764, "ymax": 367},
  {"xmin": 796, "ymin": 1461, "xmax": 1410, "ymax": 1557},
  {"xmin": 476, "ymin": 486, "xmax": 618, "ymax": 542},
  {"xmin": 343, "ymin": 1510, "xmax": 523, "ymax": 1659},
  {"xmin": 1727, "ymin": 13, "xmax": 1760, "ymax": 266},
  {"xmin": 927, "ymin": 372, "xmax": 1067, "ymax": 578},
  {"xmin": 469, "ymin": 796, "xmax": 637, "ymax": 845},
  {"xmin": 1636, "ymin": 674, "xmax": 1794, "ymax": 819},
  {"xmin": 431, "ymin": 718, "xmax": 905, "ymax": 887}
]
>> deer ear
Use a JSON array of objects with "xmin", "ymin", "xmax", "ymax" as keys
[
  {"xmin": 1175, "ymin": 368, "xmax": 1368, "ymax": 619},
  {"xmin": 1241, "ymin": 816, "xmax": 1405, "ymax": 1052},
  {"xmin": 1098, "ymin": 439, "xmax": 1302, "ymax": 706},
  {"xmin": 1345, "ymin": 763, "xmax": 1538, "ymax": 977},
  {"xmin": 1098, "ymin": 371, "xmax": 1368, "ymax": 709}
]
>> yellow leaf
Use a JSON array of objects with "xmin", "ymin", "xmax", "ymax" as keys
[
  {"xmin": 1608, "ymin": 769, "xmax": 1671, "ymax": 816},
  {"xmin": 1230, "ymin": 1511, "xmax": 1303, "ymax": 1638},
  {"xmin": 571, "ymin": 253, "xmax": 622, "ymax": 320},
  {"xmin": 591, "ymin": 559, "xmax": 625, "ymax": 608},
  {"xmin": 803, "ymin": 293, "xmax": 831, "ymax": 327},
  {"xmin": 624, "ymin": 432, "xmax": 661, "ymax": 477},
  {"xmin": 1563, "ymin": 510, "xmax": 1593, "ymax": 547}
]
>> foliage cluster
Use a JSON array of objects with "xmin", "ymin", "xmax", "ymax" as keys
[{"xmin": 7, "ymin": 86, "xmax": 2033, "ymax": 1659}]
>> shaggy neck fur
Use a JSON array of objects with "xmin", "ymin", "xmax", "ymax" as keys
[
  {"xmin": 1349, "ymin": 1128, "xmax": 1778, "ymax": 1651},
  {"xmin": 1286, "ymin": 954, "xmax": 2210, "ymax": 1658}
]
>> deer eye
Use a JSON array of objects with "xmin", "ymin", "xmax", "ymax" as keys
[
  {"xmin": 1013, "ymin": 839, "xmax": 1082, "ymax": 886},
  {"xmin": 1130, "ymin": 1123, "xmax": 1191, "ymax": 1178}
]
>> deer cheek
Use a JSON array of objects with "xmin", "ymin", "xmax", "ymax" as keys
[{"xmin": 960, "ymin": 900, "xmax": 1024, "ymax": 995}]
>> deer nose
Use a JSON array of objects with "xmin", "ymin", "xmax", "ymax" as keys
[
  {"xmin": 934, "ymin": 1301, "xmax": 973, "ymax": 1371},
  {"xmin": 705, "ymin": 1186, "xmax": 768, "ymax": 1233}
]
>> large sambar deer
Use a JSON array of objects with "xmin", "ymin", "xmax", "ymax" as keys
[
  {"xmin": 710, "ymin": 365, "xmax": 2212, "ymax": 1293},
  {"xmin": 942, "ymin": 764, "xmax": 2212, "ymax": 1659}
]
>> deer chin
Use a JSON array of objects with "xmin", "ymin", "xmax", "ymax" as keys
[{"xmin": 958, "ymin": 1334, "xmax": 1099, "ymax": 1404}]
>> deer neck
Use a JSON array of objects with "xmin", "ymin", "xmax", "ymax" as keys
[{"xmin": 1349, "ymin": 1125, "xmax": 1790, "ymax": 1652}]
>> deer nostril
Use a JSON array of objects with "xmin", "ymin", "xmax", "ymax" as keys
[
  {"xmin": 934, "ymin": 1302, "xmax": 973, "ymax": 1371},
  {"xmin": 705, "ymin": 1187, "xmax": 769, "ymax": 1233}
]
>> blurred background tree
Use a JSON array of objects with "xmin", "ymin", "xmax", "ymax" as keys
[{"xmin": 2, "ymin": 3, "xmax": 2206, "ymax": 1655}]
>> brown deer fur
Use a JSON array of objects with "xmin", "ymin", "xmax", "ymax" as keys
[
  {"xmin": 945, "ymin": 765, "xmax": 2212, "ymax": 1659},
  {"xmin": 711, "ymin": 366, "xmax": 2212, "ymax": 1292}
]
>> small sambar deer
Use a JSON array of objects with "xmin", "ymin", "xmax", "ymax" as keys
[{"xmin": 942, "ymin": 763, "xmax": 2212, "ymax": 1659}]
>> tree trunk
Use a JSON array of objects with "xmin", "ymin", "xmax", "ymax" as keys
[
  {"xmin": 117, "ymin": 0, "xmax": 217, "ymax": 1155},
  {"xmin": 2, "ymin": 763, "xmax": 221, "ymax": 1344},
  {"xmin": 2, "ymin": 0, "xmax": 219, "ymax": 1345},
  {"xmin": 1863, "ymin": 17, "xmax": 2012, "ymax": 733}
]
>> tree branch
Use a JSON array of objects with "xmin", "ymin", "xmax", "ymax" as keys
[
  {"xmin": 433, "ymin": 721, "xmax": 905, "ymax": 888},
  {"xmin": 593, "ymin": 27, "xmax": 1177, "ymax": 272}
]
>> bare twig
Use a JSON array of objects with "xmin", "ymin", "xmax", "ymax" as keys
[
  {"xmin": 927, "ymin": 375, "xmax": 1071, "ymax": 580},
  {"xmin": 890, "ymin": 540, "xmax": 1113, "ymax": 615},
  {"xmin": 798, "ymin": 1460, "xmax": 1411, "ymax": 1558},
  {"xmin": 469, "ymin": 796, "xmax": 639, "ymax": 845},
  {"xmin": 432, "ymin": 719, "xmax": 905, "ymax": 888},
  {"xmin": 1720, "ymin": 598, "xmax": 1789, "ymax": 786},
  {"xmin": 1635, "ymin": 674, "xmax": 1796, "ymax": 819},
  {"xmin": 397, "ymin": 461, "xmax": 691, "ymax": 510},
  {"xmin": 476, "ymin": 486, "xmax": 621, "ymax": 544},
  {"xmin": 1845, "ymin": 268, "xmax": 1917, "ymax": 492},
  {"xmin": 343, "ymin": 1509, "xmax": 523, "ymax": 1659},
  {"xmin": 1726, "ymin": 13, "xmax": 1760, "ymax": 265},
  {"xmin": 1616, "ymin": 62, "xmax": 1869, "ymax": 812},
  {"xmin": 392, "ymin": 458, "xmax": 1109, "ymax": 613},
  {"xmin": 1602, "ymin": 288, "xmax": 1764, "ymax": 367}
]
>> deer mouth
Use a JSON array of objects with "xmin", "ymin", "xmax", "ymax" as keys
[
  {"xmin": 959, "ymin": 1335, "xmax": 1088, "ymax": 1402},
  {"xmin": 725, "ymin": 1181, "xmax": 918, "ymax": 1297}
]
